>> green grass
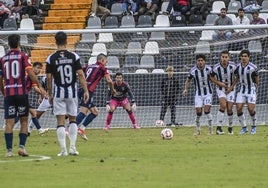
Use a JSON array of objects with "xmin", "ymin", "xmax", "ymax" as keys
[{"xmin": 0, "ymin": 126, "xmax": 267, "ymax": 188}]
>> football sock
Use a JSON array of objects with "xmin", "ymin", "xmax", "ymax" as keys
[
  {"xmin": 228, "ymin": 114, "xmax": 233, "ymax": 127},
  {"xmin": 5, "ymin": 133, "xmax": 13, "ymax": 151},
  {"xmin": 238, "ymin": 113, "xmax": 246, "ymax": 127},
  {"xmin": 57, "ymin": 126, "xmax": 67, "ymax": 152},
  {"xmin": 128, "ymin": 111, "xmax": 137, "ymax": 125},
  {"xmin": 251, "ymin": 112, "xmax": 256, "ymax": 126},
  {"xmin": 19, "ymin": 133, "xmax": 28, "ymax": 148},
  {"xmin": 32, "ymin": 117, "xmax": 41, "ymax": 130},
  {"xmin": 106, "ymin": 112, "xmax": 113, "ymax": 126},
  {"xmin": 76, "ymin": 112, "xmax": 86, "ymax": 126},
  {"xmin": 68, "ymin": 122, "xmax": 77, "ymax": 148},
  {"xmin": 82, "ymin": 113, "xmax": 97, "ymax": 127},
  {"xmin": 217, "ymin": 110, "xmax": 225, "ymax": 127}
]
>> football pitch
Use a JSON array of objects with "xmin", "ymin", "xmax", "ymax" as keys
[{"xmin": 0, "ymin": 126, "xmax": 267, "ymax": 188}]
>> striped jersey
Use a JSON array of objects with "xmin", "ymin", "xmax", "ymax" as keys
[
  {"xmin": 0, "ymin": 50, "xmax": 32, "ymax": 96},
  {"xmin": 211, "ymin": 61, "xmax": 237, "ymax": 91},
  {"xmin": 46, "ymin": 50, "xmax": 82, "ymax": 98},
  {"xmin": 187, "ymin": 65, "xmax": 213, "ymax": 96},
  {"xmin": 84, "ymin": 61, "xmax": 109, "ymax": 93},
  {"xmin": 234, "ymin": 62, "xmax": 258, "ymax": 94}
]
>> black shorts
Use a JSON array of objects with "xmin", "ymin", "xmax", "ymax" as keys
[
  {"xmin": 4, "ymin": 95, "xmax": 29, "ymax": 119},
  {"xmin": 78, "ymin": 88, "xmax": 96, "ymax": 109}
]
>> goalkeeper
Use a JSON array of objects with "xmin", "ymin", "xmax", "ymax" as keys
[{"xmin": 104, "ymin": 72, "xmax": 140, "ymax": 130}]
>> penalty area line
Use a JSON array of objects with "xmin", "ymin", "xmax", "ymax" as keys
[{"xmin": 0, "ymin": 155, "xmax": 51, "ymax": 163}]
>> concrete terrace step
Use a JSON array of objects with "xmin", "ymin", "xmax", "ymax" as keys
[
  {"xmin": 48, "ymin": 9, "xmax": 89, "ymax": 17},
  {"xmin": 45, "ymin": 16, "xmax": 87, "ymax": 23},
  {"xmin": 42, "ymin": 22, "xmax": 86, "ymax": 30},
  {"xmin": 50, "ymin": 3, "xmax": 91, "ymax": 10}
]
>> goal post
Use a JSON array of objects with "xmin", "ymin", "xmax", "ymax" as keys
[{"xmin": 0, "ymin": 24, "xmax": 268, "ymax": 129}]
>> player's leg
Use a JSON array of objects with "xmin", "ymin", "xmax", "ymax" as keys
[
  {"xmin": 17, "ymin": 95, "xmax": 30, "ymax": 156},
  {"xmin": 28, "ymin": 107, "xmax": 49, "ymax": 136},
  {"xmin": 77, "ymin": 106, "xmax": 98, "ymax": 141},
  {"xmin": 66, "ymin": 98, "xmax": 79, "ymax": 155},
  {"xmin": 76, "ymin": 88, "xmax": 89, "ymax": 126},
  {"xmin": 54, "ymin": 98, "xmax": 68, "ymax": 156},
  {"xmin": 4, "ymin": 96, "xmax": 16, "ymax": 157},
  {"xmin": 216, "ymin": 96, "xmax": 227, "ymax": 135},
  {"xmin": 247, "ymin": 93, "xmax": 257, "ymax": 134},
  {"xmin": 123, "ymin": 99, "xmax": 139, "ymax": 129},
  {"xmin": 160, "ymin": 100, "xmax": 168, "ymax": 122},
  {"xmin": 170, "ymin": 101, "xmax": 177, "ymax": 125},
  {"xmin": 204, "ymin": 95, "xmax": 213, "ymax": 134},
  {"xmin": 194, "ymin": 95, "xmax": 203, "ymax": 135},
  {"xmin": 236, "ymin": 93, "xmax": 247, "ymax": 134},
  {"xmin": 226, "ymin": 91, "xmax": 235, "ymax": 135},
  {"xmin": 104, "ymin": 99, "xmax": 118, "ymax": 130}
]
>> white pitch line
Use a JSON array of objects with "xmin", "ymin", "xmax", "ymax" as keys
[{"xmin": 0, "ymin": 155, "xmax": 51, "ymax": 163}]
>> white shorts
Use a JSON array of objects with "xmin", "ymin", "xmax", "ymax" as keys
[
  {"xmin": 37, "ymin": 98, "xmax": 51, "ymax": 112},
  {"xmin": 236, "ymin": 92, "xmax": 257, "ymax": 104},
  {"xmin": 53, "ymin": 98, "xmax": 78, "ymax": 116},
  {"xmin": 194, "ymin": 94, "xmax": 212, "ymax": 108},
  {"xmin": 216, "ymin": 88, "xmax": 235, "ymax": 103}
]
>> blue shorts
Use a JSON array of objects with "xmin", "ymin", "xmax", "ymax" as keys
[
  {"xmin": 78, "ymin": 88, "xmax": 96, "ymax": 109},
  {"xmin": 4, "ymin": 95, "xmax": 29, "ymax": 119}
]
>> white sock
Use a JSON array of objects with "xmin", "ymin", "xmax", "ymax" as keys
[
  {"xmin": 69, "ymin": 122, "xmax": 78, "ymax": 148},
  {"xmin": 195, "ymin": 115, "xmax": 201, "ymax": 128},
  {"xmin": 238, "ymin": 113, "xmax": 246, "ymax": 127},
  {"xmin": 251, "ymin": 114, "xmax": 256, "ymax": 126},
  {"xmin": 206, "ymin": 113, "xmax": 212, "ymax": 127},
  {"xmin": 217, "ymin": 111, "xmax": 225, "ymax": 127},
  {"xmin": 57, "ymin": 126, "xmax": 67, "ymax": 152},
  {"xmin": 228, "ymin": 114, "xmax": 233, "ymax": 127}
]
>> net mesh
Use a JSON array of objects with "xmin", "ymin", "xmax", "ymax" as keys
[{"xmin": 0, "ymin": 25, "xmax": 268, "ymax": 129}]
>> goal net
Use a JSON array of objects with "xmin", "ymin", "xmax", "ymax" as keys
[{"xmin": 0, "ymin": 24, "xmax": 268, "ymax": 130}]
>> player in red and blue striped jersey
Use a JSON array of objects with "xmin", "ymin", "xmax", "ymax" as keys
[
  {"xmin": 76, "ymin": 53, "xmax": 116, "ymax": 141},
  {"xmin": 0, "ymin": 34, "xmax": 44, "ymax": 157},
  {"xmin": 104, "ymin": 72, "xmax": 140, "ymax": 130}
]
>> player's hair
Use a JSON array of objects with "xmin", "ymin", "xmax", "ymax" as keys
[
  {"xmin": 115, "ymin": 72, "xmax": 123, "ymax": 77},
  {"xmin": 97, "ymin": 53, "xmax": 107, "ymax": 61},
  {"xmin": 33, "ymin": 62, "xmax": 43, "ymax": 67},
  {"xmin": 220, "ymin": 50, "xmax": 229, "ymax": 56},
  {"xmin": 196, "ymin": 54, "xmax": 206, "ymax": 61},
  {"xmin": 220, "ymin": 8, "xmax": 226, "ymax": 12},
  {"xmin": 239, "ymin": 49, "xmax": 250, "ymax": 57},
  {"xmin": 55, "ymin": 31, "xmax": 67, "ymax": 46},
  {"xmin": 8, "ymin": 34, "xmax": 20, "ymax": 49}
]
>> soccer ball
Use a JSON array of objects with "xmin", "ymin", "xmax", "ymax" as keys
[
  {"xmin": 161, "ymin": 128, "xmax": 173, "ymax": 140},
  {"xmin": 155, "ymin": 120, "xmax": 164, "ymax": 126}
]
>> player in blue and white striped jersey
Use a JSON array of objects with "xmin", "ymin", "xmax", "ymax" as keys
[
  {"xmin": 183, "ymin": 54, "xmax": 214, "ymax": 135},
  {"xmin": 234, "ymin": 49, "xmax": 259, "ymax": 135},
  {"xmin": 210, "ymin": 50, "xmax": 238, "ymax": 135}
]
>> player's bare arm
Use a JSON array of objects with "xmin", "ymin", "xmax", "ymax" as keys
[
  {"xmin": 105, "ymin": 74, "xmax": 116, "ymax": 95},
  {"xmin": 210, "ymin": 75, "xmax": 227, "ymax": 88},
  {"xmin": 77, "ymin": 69, "xmax": 89, "ymax": 103},
  {"xmin": 46, "ymin": 73, "xmax": 53, "ymax": 105},
  {"xmin": 182, "ymin": 78, "xmax": 191, "ymax": 96}
]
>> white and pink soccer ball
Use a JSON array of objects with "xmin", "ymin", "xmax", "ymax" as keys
[
  {"xmin": 155, "ymin": 120, "xmax": 164, "ymax": 127},
  {"xmin": 161, "ymin": 128, "xmax": 173, "ymax": 140}
]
